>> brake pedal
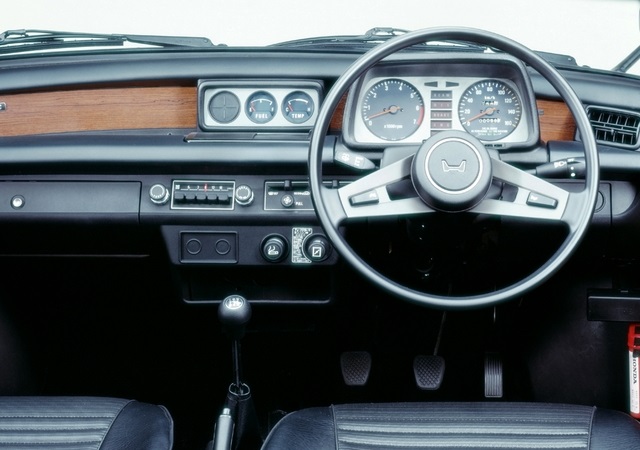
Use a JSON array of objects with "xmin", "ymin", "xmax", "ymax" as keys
[
  {"xmin": 484, "ymin": 352, "xmax": 503, "ymax": 398},
  {"xmin": 340, "ymin": 351, "xmax": 372, "ymax": 386},
  {"xmin": 413, "ymin": 355, "xmax": 445, "ymax": 390}
]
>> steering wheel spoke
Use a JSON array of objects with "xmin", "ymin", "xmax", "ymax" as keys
[
  {"xmin": 471, "ymin": 157, "xmax": 572, "ymax": 223},
  {"xmin": 337, "ymin": 155, "xmax": 434, "ymax": 219}
]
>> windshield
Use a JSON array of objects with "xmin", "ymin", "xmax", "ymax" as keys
[{"xmin": 3, "ymin": 0, "xmax": 640, "ymax": 74}]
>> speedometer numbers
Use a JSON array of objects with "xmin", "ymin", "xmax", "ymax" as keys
[
  {"xmin": 458, "ymin": 80, "xmax": 522, "ymax": 141},
  {"xmin": 362, "ymin": 79, "xmax": 424, "ymax": 141}
]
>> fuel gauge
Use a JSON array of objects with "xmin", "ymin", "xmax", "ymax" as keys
[
  {"xmin": 246, "ymin": 91, "xmax": 277, "ymax": 124},
  {"xmin": 282, "ymin": 91, "xmax": 315, "ymax": 124}
]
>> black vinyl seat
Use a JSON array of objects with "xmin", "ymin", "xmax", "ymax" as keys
[
  {"xmin": 262, "ymin": 402, "xmax": 640, "ymax": 450},
  {"xmin": 0, "ymin": 397, "xmax": 173, "ymax": 449}
]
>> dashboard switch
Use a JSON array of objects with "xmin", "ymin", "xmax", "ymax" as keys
[
  {"xmin": 303, "ymin": 234, "xmax": 332, "ymax": 263},
  {"xmin": 335, "ymin": 148, "xmax": 376, "ymax": 171},
  {"xmin": 10, "ymin": 195, "xmax": 25, "ymax": 209},
  {"xmin": 281, "ymin": 194, "xmax": 294, "ymax": 208},
  {"xmin": 149, "ymin": 184, "xmax": 170, "ymax": 205}
]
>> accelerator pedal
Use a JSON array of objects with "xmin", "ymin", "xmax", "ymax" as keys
[
  {"xmin": 484, "ymin": 352, "xmax": 503, "ymax": 398},
  {"xmin": 413, "ymin": 355, "xmax": 445, "ymax": 390},
  {"xmin": 340, "ymin": 351, "xmax": 372, "ymax": 386}
]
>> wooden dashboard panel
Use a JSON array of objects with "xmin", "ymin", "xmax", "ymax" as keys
[
  {"xmin": 536, "ymin": 99, "xmax": 576, "ymax": 142},
  {"xmin": 0, "ymin": 86, "xmax": 197, "ymax": 137},
  {"xmin": 0, "ymin": 85, "xmax": 575, "ymax": 143}
]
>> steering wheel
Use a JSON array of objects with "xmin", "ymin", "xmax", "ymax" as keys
[{"xmin": 309, "ymin": 27, "xmax": 599, "ymax": 309}]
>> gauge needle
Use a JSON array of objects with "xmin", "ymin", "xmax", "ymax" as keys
[
  {"xmin": 466, "ymin": 107, "xmax": 496, "ymax": 123},
  {"xmin": 367, "ymin": 105, "xmax": 402, "ymax": 119}
]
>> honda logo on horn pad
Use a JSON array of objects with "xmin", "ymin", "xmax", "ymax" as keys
[{"xmin": 441, "ymin": 160, "xmax": 467, "ymax": 173}]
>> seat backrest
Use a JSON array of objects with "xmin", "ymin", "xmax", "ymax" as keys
[
  {"xmin": 262, "ymin": 402, "xmax": 640, "ymax": 450},
  {"xmin": 0, "ymin": 397, "xmax": 173, "ymax": 450}
]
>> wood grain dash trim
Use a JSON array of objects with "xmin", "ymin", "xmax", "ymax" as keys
[
  {"xmin": 537, "ymin": 99, "xmax": 576, "ymax": 142},
  {"xmin": 0, "ymin": 86, "xmax": 197, "ymax": 137},
  {"xmin": 0, "ymin": 87, "xmax": 576, "ymax": 145}
]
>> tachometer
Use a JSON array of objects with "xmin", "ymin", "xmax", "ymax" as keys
[
  {"xmin": 458, "ymin": 80, "xmax": 521, "ymax": 141},
  {"xmin": 361, "ymin": 79, "xmax": 424, "ymax": 141}
]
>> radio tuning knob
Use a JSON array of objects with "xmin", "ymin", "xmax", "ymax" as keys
[
  {"xmin": 235, "ymin": 185, "xmax": 254, "ymax": 206},
  {"xmin": 149, "ymin": 184, "xmax": 170, "ymax": 205}
]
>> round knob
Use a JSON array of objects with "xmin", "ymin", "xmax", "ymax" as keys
[
  {"xmin": 149, "ymin": 184, "xmax": 170, "ymax": 205},
  {"xmin": 235, "ymin": 185, "xmax": 254, "ymax": 206},
  {"xmin": 218, "ymin": 295, "xmax": 252, "ymax": 340},
  {"xmin": 261, "ymin": 235, "xmax": 288, "ymax": 263},
  {"xmin": 280, "ymin": 194, "xmax": 294, "ymax": 208},
  {"xmin": 303, "ymin": 234, "xmax": 332, "ymax": 263}
]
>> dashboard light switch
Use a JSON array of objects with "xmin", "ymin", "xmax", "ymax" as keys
[{"xmin": 10, "ymin": 195, "xmax": 25, "ymax": 209}]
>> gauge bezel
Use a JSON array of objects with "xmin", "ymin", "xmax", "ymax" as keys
[
  {"xmin": 458, "ymin": 78, "xmax": 523, "ymax": 141},
  {"xmin": 246, "ymin": 91, "xmax": 277, "ymax": 124},
  {"xmin": 282, "ymin": 91, "xmax": 315, "ymax": 124},
  {"xmin": 208, "ymin": 90, "xmax": 241, "ymax": 124},
  {"xmin": 360, "ymin": 78, "xmax": 424, "ymax": 141},
  {"xmin": 342, "ymin": 54, "xmax": 539, "ymax": 151},
  {"xmin": 197, "ymin": 80, "xmax": 323, "ymax": 131}
]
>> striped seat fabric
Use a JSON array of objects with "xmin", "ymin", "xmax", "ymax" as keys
[{"xmin": 262, "ymin": 402, "xmax": 640, "ymax": 450}]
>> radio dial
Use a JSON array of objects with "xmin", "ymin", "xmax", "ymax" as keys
[
  {"xmin": 235, "ymin": 185, "xmax": 254, "ymax": 206},
  {"xmin": 149, "ymin": 184, "xmax": 170, "ymax": 205}
]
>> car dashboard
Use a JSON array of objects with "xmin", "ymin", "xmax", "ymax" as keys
[{"xmin": 1, "ymin": 44, "xmax": 640, "ymax": 449}]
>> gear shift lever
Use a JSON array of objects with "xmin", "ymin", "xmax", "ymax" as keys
[
  {"xmin": 211, "ymin": 295, "xmax": 260, "ymax": 450},
  {"xmin": 218, "ymin": 295, "xmax": 252, "ymax": 392},
  {"xmin": 219, "ymin": 295, "xmax": 252, "ymax": 340}
]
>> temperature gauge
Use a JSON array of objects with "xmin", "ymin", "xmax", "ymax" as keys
[{"xmin": 282, "ymin": 91, "xmax": 315, "ymax": 124}]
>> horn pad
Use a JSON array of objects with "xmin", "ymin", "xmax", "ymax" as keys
[{"xmin": 411, "ymin": 131, "xmax": 492, "ymax": 212}]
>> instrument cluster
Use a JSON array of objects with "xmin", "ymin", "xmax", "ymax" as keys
[
  {"xmin": 343, "ymin": 57, "xmax": 539, "ymax": 150},
  {"xmin": 198, "ymin": 80, "xmax": 322, "ymax": 130}
]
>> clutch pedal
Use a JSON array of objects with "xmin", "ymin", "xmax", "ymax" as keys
[{"xmin": 340, "ymin": 351, "xmax": 372, "ymax": 386}]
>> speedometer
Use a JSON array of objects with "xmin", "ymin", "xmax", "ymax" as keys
[
  {"xmin": 361, "ymin": 79, "xmax": 424, "ymax": 141},
  {"xmin": 458, "ymin": 80, "xmax": 522, "ymax": 141}
]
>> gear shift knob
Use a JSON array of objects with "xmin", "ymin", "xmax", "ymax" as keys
[{"xmin": 218, "ymin": 295, "xmax": 252, "ymax": 341}]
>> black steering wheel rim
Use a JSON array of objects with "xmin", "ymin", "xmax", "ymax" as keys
[{"xmin": 309, "ymin": 27, "xmax": 599, "ymax": 309}]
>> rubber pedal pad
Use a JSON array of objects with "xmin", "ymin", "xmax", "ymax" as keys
[
  {"xmin": 484, "ymin": 352, "xmax": 503, "ymax": 398},
  {"xmin": 413, "ymin": 355, "xmax": 445, "ymax": 390},
  {"xmin": 340, "ymin": 351, "xmax": 372, "ymax": 386}
]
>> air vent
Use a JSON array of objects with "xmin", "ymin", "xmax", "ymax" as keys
[{"xmin": 587, "ymin": 106, "xmax": 640, "ymax": 149}]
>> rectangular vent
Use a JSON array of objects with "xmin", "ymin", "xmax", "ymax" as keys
[{"xmin": 587, "ymin": 106, "xmax": 640, "ymax": 148}]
